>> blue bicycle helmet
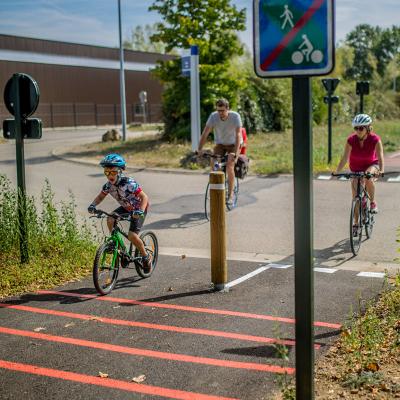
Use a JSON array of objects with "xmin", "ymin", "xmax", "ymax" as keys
[
  {"xmin": 352, "ymin": 114, "xmax": 372, "ymax": 127},
  {"xmin": 99, "ymin": 153, "xmax": 126, "ymax": 169}
]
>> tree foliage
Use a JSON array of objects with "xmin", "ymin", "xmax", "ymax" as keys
[{"xmin": 149, "ymin": 0, "xmax": 246, "ymax": 140}]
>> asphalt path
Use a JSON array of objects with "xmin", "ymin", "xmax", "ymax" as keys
[{"xmin": 0, "ymin": 127, "xmax": 399, "ymax": 399}]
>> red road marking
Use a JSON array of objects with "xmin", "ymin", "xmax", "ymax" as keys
[
  {"xmin": 0, "ymin": 326, "xmax": 294, "ymax": 374},
  {"xmin": 260, "ymin": 0, "xmax": 325, "ymax": 70},
  {"xmin": 0, "ymin": 303, "xmax": 320, "ymax": 348},
  {"xmin": 0, "ymin": 359, "xmax": 239, "ymax": 400},
  {"xmin": 38, "ymin": 290, "xmax": 341, "ymax": 329}
]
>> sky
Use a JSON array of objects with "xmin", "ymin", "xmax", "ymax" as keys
[{"xmin": 0, "ymin": 0, "xmax": 399, "ymax": 51}]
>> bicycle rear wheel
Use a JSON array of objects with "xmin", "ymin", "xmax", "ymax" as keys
[
  {"xmin": 93, "ymin": 241, "xmax": 120, "ymax": 295},
  {"xmin": 350, "ymin": 198, "xmax": 363, "ymax": 255},
  {"xmin": 226, "ymin": 177, "xmax": 239, "ymax": 210},
  {"xmin": 134, "ymin": 231, "xmax": 159, "ymax": 278},
  {"xmin": 364, "ymin": 197, "xmax": 374, "ymax": 238}
]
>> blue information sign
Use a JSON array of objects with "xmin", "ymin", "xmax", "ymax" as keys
[
  {"xmin": 181, "ymin": 56, "xmax": 191, "ymax": 77},
  {"xmin": 254, "ymin": 0, "xmax": 334, "ymax": 77}
]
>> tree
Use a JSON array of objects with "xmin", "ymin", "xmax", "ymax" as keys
[
  {"xmin": 148, "ymin": 0, "xmax": 246, "ymax": 140},
  {"xmin": 123, "ymin": 24, "xmax": 167, "ymax": 53},
  {"xmin": 344, "ymin": 24, "xmax": 378, "ymax": 81}
]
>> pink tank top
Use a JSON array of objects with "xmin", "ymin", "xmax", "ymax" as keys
[{"xmin": 348, "ymin": 132, "xmax": 380, "ymax": 172}]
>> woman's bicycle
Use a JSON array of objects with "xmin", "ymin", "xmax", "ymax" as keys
[
  {"xmin": 200, "ymin": 153, "xmax": 239, "ymax": 221},
  {"xmin": 90, "ymin": 209, "xmax": 158, "ymax": 295},
  {"xmin": 332, "ymin": 171, "xmax": 381, "ymax": 256}
]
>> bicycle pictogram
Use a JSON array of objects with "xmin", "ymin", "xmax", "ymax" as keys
[{"xmin": 291, "ymin": 34, "xmax": 324, "ymax": 65}]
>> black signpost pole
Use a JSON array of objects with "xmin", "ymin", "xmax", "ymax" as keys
[
  {"xmin": 292, "ymin": 76, "xmax": 314, "ymax": 400},
  {"xmin": 12, "ymin": 74, "xmax": 29, "ymax": 263}
]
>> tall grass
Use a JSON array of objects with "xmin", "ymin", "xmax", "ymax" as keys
[{"xmin": 0, "ymin": 174, "xmax": 97, "ymax": 298}]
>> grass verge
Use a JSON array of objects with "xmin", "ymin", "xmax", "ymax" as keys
[
  {"xmin": 64, "ymin": 119, "xmax": 400, "ymax": 175},
  {"xmin": 0, "ymin": 175, "xmax": 97, "ymax": 299}
]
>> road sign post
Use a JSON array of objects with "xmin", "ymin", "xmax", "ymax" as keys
[
  {"xmin": 3, "ymin": 73, "xmax": 42, "ymax": 264},
  {"xmin": 322, "ymin": 78, "xmax": 340, "ymax": 164},
  {"xmin": 190, "ymin": 45, "xmax": 200, "ymax": 152},
  {"xmin": 254, "ymin": 1, "xmax": 334, "ymax": 398},
  {"xmin": 356, "ymin": 81, "xmax": 369, "ymax": 114}
]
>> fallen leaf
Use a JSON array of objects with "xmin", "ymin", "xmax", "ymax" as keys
[
  {"xmin": 33, "ymin": 327, "xmax": 46, "ymax": 332},
  {"xmin": 366, "ymin": 362, "xmax": 380, "ymax": 372},
  {"xmin": 181, "ymin": 254, "xmax": 186, "ymax": 259},
  {"xmin": 98, "ymin": 372, "xmax": 109, "ymax": 378},
  {"xmin": 132, "ymin": 374, "xmax": 146, "ymax": 383},
  {"xmin": 168, "ymin": 287, "xmax": 174, "ymax": 292},
  {"xmin": 64, "ymin": 322, "xmax": 75, "ymax": 328},
  {"xmin": 112, "ymin": 305, "xmax": 121, "ymax": 309}
]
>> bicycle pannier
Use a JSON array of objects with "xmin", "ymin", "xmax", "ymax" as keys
[{"xmin": 235, "ymin": 155, "xmax": 249, "ymax": 179}]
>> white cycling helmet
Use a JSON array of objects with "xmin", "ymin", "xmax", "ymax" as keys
[{"xmin": 352, "ymin": 114, "xmax": 372, "ymax": 127}]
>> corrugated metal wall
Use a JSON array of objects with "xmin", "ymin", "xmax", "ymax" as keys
[{"xmin": 0, "ymin": 35, "xmax": 175, "ymax": 127}]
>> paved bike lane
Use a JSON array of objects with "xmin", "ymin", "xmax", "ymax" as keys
[{"xmin": 0, "ymin": 254, "xmax": 385, "ymax": 400}]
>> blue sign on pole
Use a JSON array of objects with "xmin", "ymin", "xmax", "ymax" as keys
[
  {"xmin": 181, "ymin": 56, "xmax": 191, "ymax": 77},
  {"xmin": 254, "ymin": 0, "xmax": 334, "ymax": 78}
]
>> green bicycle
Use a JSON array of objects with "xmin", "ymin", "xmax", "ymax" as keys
[{"xmin": 91, "ymin": 209, "xmax": 158, "ymax": 295}]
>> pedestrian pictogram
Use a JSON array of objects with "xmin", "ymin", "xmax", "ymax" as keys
[{"xmin": 254, "ymin": 0, "xmax": 334, "ymax": 77}]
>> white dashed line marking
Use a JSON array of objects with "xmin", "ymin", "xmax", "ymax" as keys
[
  {"xmin": 387, "ymin": 175, "xmax": 400, "ymax": 182},
  {"xmin": 356, "ymin": 272, "xmax": 386, "ymax": 278},
  {"xmin": 317, "ymin": 175, "xmax": 331, "ymax": 180},
  {"xmin": 225, "ymin": 266, "xmax": 270, "ymax": 288},
  {"xmin": 268, "ymin": 263, "xmax": 293, "ymax": 269},
  {"xmin": 313, "ymin": 267, "xmax": 337, "ymax": 273}
]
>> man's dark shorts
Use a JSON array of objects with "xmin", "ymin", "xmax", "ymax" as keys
[
  {"xmin": 112, "ymin": 206, "xmax": 146, "ymax": 234},
  {"xmin": 213, "ymin": 144, "xmax": 236, "ymax": 157}
]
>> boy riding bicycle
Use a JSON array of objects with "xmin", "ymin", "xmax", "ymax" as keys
[{"xmin": 88, "ymin": 153, "xmax": 152, "ymax": 272}]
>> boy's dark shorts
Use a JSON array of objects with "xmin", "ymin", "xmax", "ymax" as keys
[{"xmin": 112, "ymin": 206, "xmax": 146, "ymax": 234}]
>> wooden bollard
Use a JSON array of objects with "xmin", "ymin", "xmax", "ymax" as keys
[{"xmin": 209, "ymin": 171, "xmax": 227, "ymax": 290}]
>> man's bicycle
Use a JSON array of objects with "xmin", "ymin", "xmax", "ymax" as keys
[
  {"xmin": 90, "ymin": 209, "xmax": 158, "ymax": 295},
  {"xmin": 332, "ymin": 171, "xmax": 381, "ymax": 255},
  {"xmin": 200, "ymin": 153, "xmax": 239, "ymax": 221}
]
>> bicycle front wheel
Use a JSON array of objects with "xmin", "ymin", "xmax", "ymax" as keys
[
  {"xmin": 93, "ymin": 241, "xmax": 120, "ymax": 295},
  {"xmin": 134, "ymin": 231, "xmax": 159, "ymax": 278},
  {"xmin": 350, "ymin": 198, "xmax": 363, "ymax": 256}
]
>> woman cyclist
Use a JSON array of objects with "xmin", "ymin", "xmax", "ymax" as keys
[{"xmin": 334, "ymin": 114, "xmax": 384, "ymax": 233}]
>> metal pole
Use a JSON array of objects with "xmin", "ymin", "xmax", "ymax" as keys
[
  {"xmin": 118, "ymin": 0, "xmax": 127, "ymax": 141},
  {"xmin": 13, "ymin": 74, "xmax": 29, "ymax": 264},
  {"xmin": 292, "ymin": 76, "xmax": 314, "ymax": 400},
  {"xmin": 359, "ymin": 93, "xmax": 364, "ymax": 114},
  {"xmin": 190, "ymin": 45, "xmax": 200, "ymax": 151},
  {"xmin": 327, "ymin": 95, "xmax": 332, "ymax": 164}
]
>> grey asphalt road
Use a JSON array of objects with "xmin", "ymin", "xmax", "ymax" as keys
[
  {"xmin": 0, "ymin": 127, "xmax": 399, "ymax": 269},
  {"xmin": 0, "ymin": 127, "xmax": 399, "ymax": 399}
]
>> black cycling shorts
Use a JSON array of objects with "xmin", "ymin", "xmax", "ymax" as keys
[{"xmin": 112, "ymin": 206, "xmax": 146, "ymax": 234}]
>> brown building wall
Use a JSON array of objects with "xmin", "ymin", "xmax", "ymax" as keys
[{"xmin": 0, "ymin": 35, "xmax": 175, "ymax": 127}]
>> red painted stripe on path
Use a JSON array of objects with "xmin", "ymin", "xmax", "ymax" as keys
[
  {"xmin": 0, "ymin": 359, "xmax": 239, "ymax": 400},
  {"xmin": 38, "ymin": 290, "xmax": 341, "ymax": 329},
  {"xmin": 0, "ymin": 303, "xmax": 318, "ymax": 348},
  {"xmin": 260, "ymin": 0, "xmax": 325, "ymax": 70},
  {"xmin": 0, "ymin": 326, "xmax": 294, "ymax": 374}
]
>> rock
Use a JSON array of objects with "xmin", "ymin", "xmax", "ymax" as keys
[{"xmin": 102, "ymin": 129, "xmax": 121, "ymax": 142}]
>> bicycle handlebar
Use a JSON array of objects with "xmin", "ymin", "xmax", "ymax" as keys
[
  {"xmin": 331, "ymin": 171, "xmax": 383, "ymax": 179},
  {"xmin": 90, "ymin": 209, "xmax": 133, "ymax": 221}
]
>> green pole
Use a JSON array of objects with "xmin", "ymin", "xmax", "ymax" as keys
[
  {"xmin": 13, "ymin": 74, "xmax": 29, "ymax": 263},
  {"xmin": 292, "ymin": 76, "xmax": 314, "ymax": 400}
]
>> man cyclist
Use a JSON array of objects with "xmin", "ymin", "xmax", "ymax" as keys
[
  {"xmin": 197, "ymin": 98, "xmax": 242, "ymax": 207},
  {"xmin": 87, "ymin": 153, "xmax": 152, "ymax": 272}
]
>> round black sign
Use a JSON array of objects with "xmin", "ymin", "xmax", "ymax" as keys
[{"xmin": 4, "ymin": 73, "xmax": 40, "ymax": 119}]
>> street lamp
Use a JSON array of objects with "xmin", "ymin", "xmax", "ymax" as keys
[{"xmin": 118, "ymin": 0, "xmax": 127, "ymax": 141}]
